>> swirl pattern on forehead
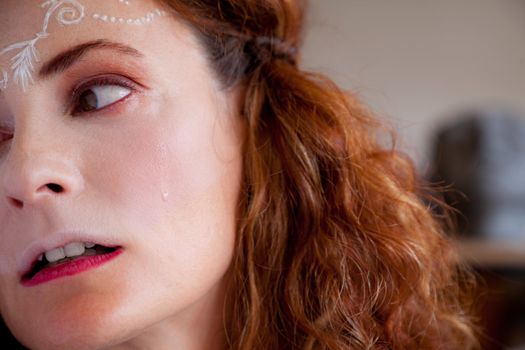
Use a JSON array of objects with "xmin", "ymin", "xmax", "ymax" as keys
[
  {"xmin": 0, "ymin": 0, "xmax": 84, "ymax": 92},
  {"xmin": 0, "ymin": 0, "xmax": 167, "ymax": 92}
]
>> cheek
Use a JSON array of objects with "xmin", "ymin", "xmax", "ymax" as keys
[
  {"xmin": 87, "ymin": 103, "xmax": 243, "ymax": 227},
  {"xmin": 79, "ymin": 100, "xmax": 243, "ymax": 296}
]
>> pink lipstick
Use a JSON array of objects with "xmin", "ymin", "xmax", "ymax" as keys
[{"xmin": 21, "ymin": 246, "xmax": 122, "ymax": 287}]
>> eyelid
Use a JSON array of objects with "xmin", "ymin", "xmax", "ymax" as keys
[{"xmin": 69, "ymin": 74, "xmax": 140, "ymax": 116}]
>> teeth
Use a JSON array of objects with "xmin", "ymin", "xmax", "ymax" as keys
[
  {"xmin": 45, "ymin": 247, "xmax": 66, "ymax": 263},
  {"xmin": 64, "ymin": 242, "xmax": 85, "ymax": 258},
  {"xmin": 42, "ymin": 242, "xmax": 96, "ymax": 263}
]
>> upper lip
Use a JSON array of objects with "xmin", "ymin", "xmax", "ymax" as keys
[{"xmin": 19, "ymin": 231, "xmax": 121, "ymax": 279}]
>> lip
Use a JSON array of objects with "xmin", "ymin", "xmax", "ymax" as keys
[
  {"xmin": 20, "ymin": 232, "xmax": 122, "ymax": 279},
  {"xmin": 21, "ymin": 248, "xmax": 123, "ymax": 287}
]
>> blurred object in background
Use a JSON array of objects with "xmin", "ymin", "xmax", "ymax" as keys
[
  {"xmin": 430, "ymin": 107, "xmax": 525, "ymax": 350},
  {"xmin": 0, "ymin": 317, "xmax": 26, "ymax": 349},
  {"xmin": 480, "ymin": 272, "xmax": 525, "ymax": 350},
  {"xmin": 430, "ymin": 107, "xmax": 525, "ymax": 241}
]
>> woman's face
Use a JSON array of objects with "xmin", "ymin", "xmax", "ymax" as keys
[{"xmin": 0, "ymin": 0, "xmax": 244, "ymax": 348}]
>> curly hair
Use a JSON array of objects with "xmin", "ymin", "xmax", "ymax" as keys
[{"xmin": 160, "ymin": 1, "xmax": 480, "ymax": 348}]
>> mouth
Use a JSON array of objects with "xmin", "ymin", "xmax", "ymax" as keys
[{"xmin": 21, "ymin": 243, "xmax": 122, "ymax": 287}]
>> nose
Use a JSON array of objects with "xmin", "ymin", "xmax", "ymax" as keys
[{"xmin": 1, "ymin": 139, "xmax": 84, "ymax": 210}]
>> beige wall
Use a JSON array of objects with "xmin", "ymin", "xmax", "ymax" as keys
[{"xmin": 301, "ymin": 0, "xmax": 525, "ymax": 170}]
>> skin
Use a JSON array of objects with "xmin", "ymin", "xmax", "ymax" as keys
[{"xmin": 0, "ymin": 0, "xmax": 245, "ymax": 349}]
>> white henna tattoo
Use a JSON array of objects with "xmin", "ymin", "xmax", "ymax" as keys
[
  {"xmin": 1, "ymin": 1, "xmax": 168, "ymax": 92},
  {"xmin": 92, "ymin": 8, "xmax": 167, "ymax": 26},
  {"xmin": 0, "ymin": 71, "xmax": 7, "ymax": 90},
  {"xmin": 0, "ymin": 0, "xmax": 84, "ymax": 92}
]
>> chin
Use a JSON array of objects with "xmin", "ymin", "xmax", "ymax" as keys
[
  {"xmin": 6, "ymin": 293, "xmax": 139, "ymax": 350},
  {"xmin": 8, "ymin": 312, "xmax": 120, "ymax": 350}
]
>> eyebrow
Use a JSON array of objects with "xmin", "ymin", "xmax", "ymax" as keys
[{"xmin": 38, "ymin": 39, "xmax": 144, "ymax": 79}]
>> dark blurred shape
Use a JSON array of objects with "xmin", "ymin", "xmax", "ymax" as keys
[
  {"xmin": 0, "ymin": 317, "xmax": 26, "ymax": 349},
  {"xmin": 430, "ymin": 107, "xmax": 525, "ymax": 240}
]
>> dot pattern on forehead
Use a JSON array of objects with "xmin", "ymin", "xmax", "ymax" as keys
[
  {"xmin": 92, "ymin": 9, "xmax": 167, "ymax": 26},
  {"xmin": 0, "ymin": 0, "xmax": 85, "ymax": 92},
  {"xmin": 0, "ymin": 0, "xmax": 167, "ymax": 92}
]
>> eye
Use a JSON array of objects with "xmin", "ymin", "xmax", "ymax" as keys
[
  {"xmin": 74, "ymin": 85, "xmax": 131, "ymax": 114},
  {"xmin": 71, "ymin": 78, "xmax": 134, "ymax": 115}
]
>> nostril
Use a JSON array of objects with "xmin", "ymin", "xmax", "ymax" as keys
[
  {"xmin": 46, "ymin": 183, "xmax": 64, "ymax": 193},
  {"xmin": 8, "ymin": 197, "xmax": 24, "ymax": 209},
  {"xmin": 6, "ymin": 183, "xmax": 66, "ymax": 208}
]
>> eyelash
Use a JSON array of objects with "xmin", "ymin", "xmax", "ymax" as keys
[
  {"xmin": 0, "ymin": 76, "xmax": 137, "ymax": 145},
  {"xmin": 69, "ymin": 75, "xmax": 137, "ymax": 116}
]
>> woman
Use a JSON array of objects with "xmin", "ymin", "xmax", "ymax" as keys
[{"xmin": 0, "ymin": 0, "xmax": 477, "ymax": 349}]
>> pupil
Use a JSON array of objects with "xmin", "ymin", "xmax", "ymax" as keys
[{"xmin": 78, "ymin": 90, "xmax": 98, "ymax": 112}]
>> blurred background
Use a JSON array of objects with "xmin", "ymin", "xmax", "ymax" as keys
[
  {"xmin": 302, "ymin": 0, "xmax": 525, "ymax": 168},
  {"xmin": 301, "ymin": 0, "xmax": 525, "ymax": 349}
]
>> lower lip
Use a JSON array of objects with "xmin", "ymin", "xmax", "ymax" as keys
[{"xmin": 22, "ymin": 249, "xmax": 123, "ymax": 287}]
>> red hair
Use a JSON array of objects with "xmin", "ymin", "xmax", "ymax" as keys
[{"xmin": 161, "ymin": 1, "xmax": 479, "ymax": 348}]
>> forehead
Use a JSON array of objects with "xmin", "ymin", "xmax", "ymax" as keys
[
  {"xmin": 0, "ymin": 0, "xmax": 170, "ymax": 61},
  {"xmin": 0, "ymin": 0, "xmax": 177, "ymax": 90},
  {"xmin": 0, "ymin": 0, "xmax": 167, "ymax": 40}
]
